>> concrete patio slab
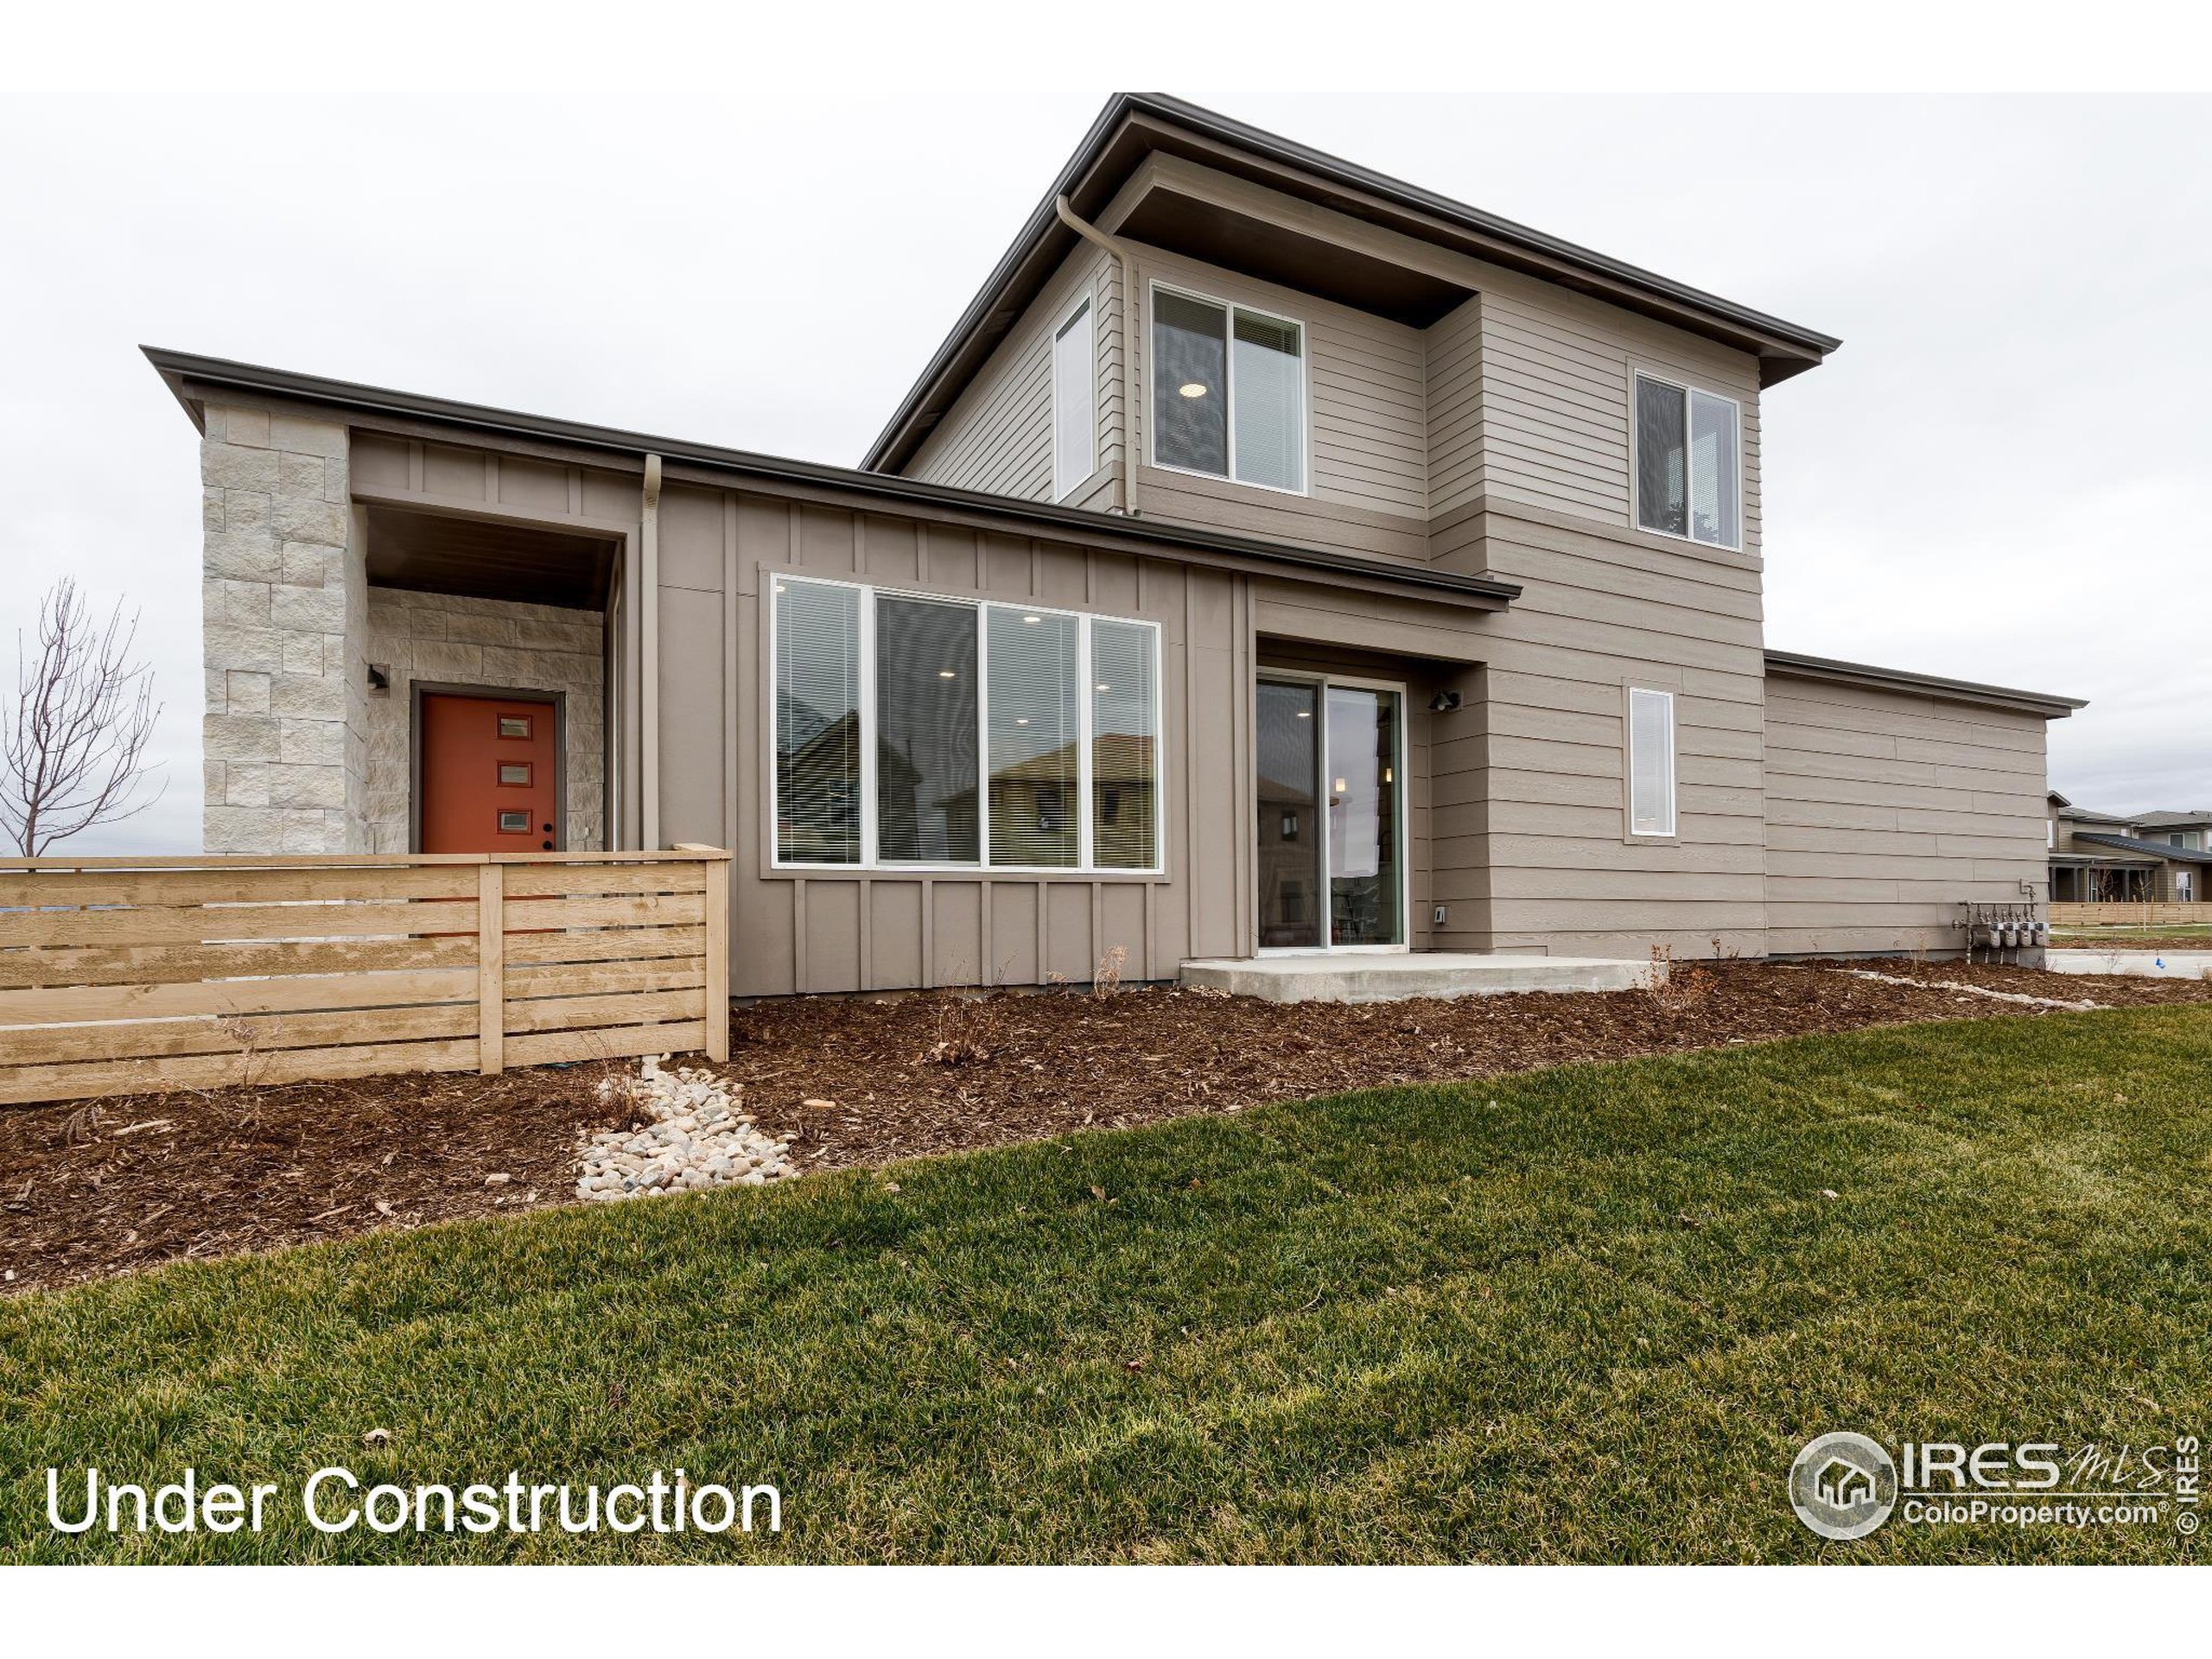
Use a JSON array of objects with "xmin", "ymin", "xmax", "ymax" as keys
[
  {"xmin": 1178, "ymin": 952, "xmax": 1660, "ymax": 1004},
  {"xmin": 2045, "ymin": 949, "xmax": 2212, "ymax": 981}
]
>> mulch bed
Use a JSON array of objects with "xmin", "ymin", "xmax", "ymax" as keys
[{"xmin": 5, "ymin": 958, "xmax": 2208, "ymax": 1296}]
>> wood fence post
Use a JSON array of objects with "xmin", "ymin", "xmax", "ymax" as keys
[
  {"xmin": 703, "ymin": 855, "xmax": 729, "ymax": 1062},
  {"xmin": 676, "ymin": 845, "xmax": 731, "ymax": 1063},
  {"xmin": 478, "ymin": 860, "xmax": 505, "ymax": 1075}
]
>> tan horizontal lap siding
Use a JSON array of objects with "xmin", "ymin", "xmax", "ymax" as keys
[
  {"xmin": 908, "ymin": 244, "xmax": 1120, "ymax": 505},
  {"xmin": 1762, "ymin": 676, "xmax": 2052, "ymax": 957},
  {"xmin": 1430, "ymin": 510, "xmax": 1769, "ymax": 960},
  {"xmin": 1434, "ymin": 271, "xmax": 1763, "ymax": 553}
]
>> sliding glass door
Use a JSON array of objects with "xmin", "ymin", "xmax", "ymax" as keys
[{"xmin": 1255, "ymin": 674, "xmax": 1405, "ymax": 951}]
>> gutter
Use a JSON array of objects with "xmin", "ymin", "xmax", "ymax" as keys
[
  {"xmin": 1053, "ymin": 194, "xmax": 1137, "ymax": 518},
  {"xmin": 640, "ymin": 453, "xmax": 662, "ymax": 851},
  {"xmin": 1764, "ymin": 649, "xmax": 2087, "ymax": 721},
  {"xmin": 144, "ymin": 346, "xmax": 1520, "ymax": 610},
  {"xmin": 862, "ymin": 92, "xmax": 1844, "ymax": 474}
]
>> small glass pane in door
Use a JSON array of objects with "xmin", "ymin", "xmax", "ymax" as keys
[
  {"xmin": 1255, "ymin": 680, "xmax": 1322, "ymax": 949},
  {"xmin": 1327, "ymin": 687, "xmax": 1402, "ymax": 946}
]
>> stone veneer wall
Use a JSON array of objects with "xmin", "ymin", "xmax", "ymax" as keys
[
  {"xmin": 200, "ymin": 404, "xmax": 366, "ymax": 853},
  {"xmin": 362, "ymin": 589, "xmax": 607, "ymax": 853}
]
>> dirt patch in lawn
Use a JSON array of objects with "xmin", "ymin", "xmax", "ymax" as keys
[{"xmin": 5, "ymin": 958, "xmax": 2208, "ymax": 1295}]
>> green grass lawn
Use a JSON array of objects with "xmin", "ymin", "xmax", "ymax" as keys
[{"xmin": 3, "ymin": 1006, "xmax": 2209, "ymax": 1563}]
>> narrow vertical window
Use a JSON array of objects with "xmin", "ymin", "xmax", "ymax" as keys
[
  {"xmin": 987, "ymin": 607, "xmax": 1080, "ymax": 868},
  {"xmin": 774, "ymin": 580, "xmax": 861, "ymax": 864},
  {"xmin": 1052, "ymin": 298, "xmax": 1096, "ymax": 501},
  {"xmin": 1090, "ymin": 619, "xmax": 1157, "ymax": 869},
  {"xmin": 1636, "ymin": 374, "xmax": 1741, "ymax": 550},
  {"xmin": 1627, "ymin": 687, "xmax": 1677, "ymax": 838},
  {"xmin": 874, "ymin": 595, "xmax": 978, "ymax": 864}
]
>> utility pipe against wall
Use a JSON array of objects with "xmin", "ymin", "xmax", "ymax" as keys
[
  {"xmin": 640, "ymin": 453, "xmax": 663, "ymax": 851},
  {"xmin": 1053, "ymin": 194, "xmax": 1137, "ymax": 519}
]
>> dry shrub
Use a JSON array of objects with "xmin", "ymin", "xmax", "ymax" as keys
[
  {"xmin": 918, "ymin": 991, "xmax": 998, "ymax": 1066},
  {"xmin": 1093, "ymin": 945, "xmax": 1129, "ymax": 999},
  {"xmin": 1646, "ymin": 944, "xmax": 1714, "ymax": 1013}
]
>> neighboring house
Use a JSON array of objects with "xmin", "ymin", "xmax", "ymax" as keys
[
  {"xmin": 2048, "ymin": 796, "xmax": 2211, "ymax": 903},
  {"xmin": 151, "ymin": 93, "xmax": 2086, "ymax": 995}
]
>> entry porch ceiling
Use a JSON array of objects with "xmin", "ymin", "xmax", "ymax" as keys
[{"xmin": 364, "ymin": 505, "xmax": 616, "ymax": 612}]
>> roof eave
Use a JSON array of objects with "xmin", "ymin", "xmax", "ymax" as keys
[
  {"xmin": 862, "ymin": 92, "xmax": 1842, "ymax": 474},
  {"xmin": 143, "ymin": 346, "xmax": 1520, "ymax": 612},
  {"xmin": 1764, "ymin": 649, "xmax": 2087, "ymax": 721}
]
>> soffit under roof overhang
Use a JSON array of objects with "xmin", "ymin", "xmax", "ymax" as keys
[{"xmin": 864, "ymin": 94, "xmax": 1844, "ymax": 474}]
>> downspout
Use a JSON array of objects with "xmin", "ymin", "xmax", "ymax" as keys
[
  {"xmin": 1053, "ymin": 194, "xmax": 1138, "ymax": 518},
  {"xmin": 640, "ymin": 452, "xmax": 663, "ymax": 850}
]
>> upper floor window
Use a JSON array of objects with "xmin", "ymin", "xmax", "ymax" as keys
[
  {"xmin": 772, "ymin": 575, "xmax": 1162, "ymax": 874},
  {"xmin": 1052, "ymin": 296, "xmax": 1096, "ymax": 501},
  {"xmin": 1635, "ymin": 374, "xmax": 1740, "ymax": 550},
  {"xmin": 1151, "ymin": 285, "xmax": 1306, "ymax": 493}
]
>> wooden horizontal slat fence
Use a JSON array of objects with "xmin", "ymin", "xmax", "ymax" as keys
[
  {"xmin": 0, "ymin": 848, "xmax": 730, "ymax": 1106},
  {"xmin": 2050, "ymin": 902, "xmax": 2209, "ymax": 929}
]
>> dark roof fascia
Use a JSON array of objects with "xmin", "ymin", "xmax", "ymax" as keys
[
  {"xmin": 861, "ymin": 92, "xmax": 1844, "ymax": 473},
  {"xmin": 1764, "ymin": 649, "xmax": 2087, "ymax": 721},
  {"xmin": 143, "ymin": 346, "xmax": 1519, "ymax": 609},
  {"xmin": 2072, "ymin": 831, "xmax": 2212, "ymax": 866}
]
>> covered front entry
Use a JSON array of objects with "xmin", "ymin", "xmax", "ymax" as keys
[{"xmin": 1255, "ymin": 673, "xmax": 1407, "ymax": 950}]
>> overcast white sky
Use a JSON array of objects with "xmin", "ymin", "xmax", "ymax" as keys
[{"xmin": 3, "ymin": 12, "xmax": 2207, "ymax": 852}]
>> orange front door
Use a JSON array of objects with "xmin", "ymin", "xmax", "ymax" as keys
[{"xmin": 419, "ymin": 692, "xmax": 561, "ymax": 854}]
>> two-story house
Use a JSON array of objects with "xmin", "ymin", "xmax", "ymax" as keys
[
  {"xmin": 2049, "ymin": 796, "xmax": 2210, "ymax": 903},
  {"xmin": 151, "ymin": 94, "xmax": 2085, "ymax": 997}
]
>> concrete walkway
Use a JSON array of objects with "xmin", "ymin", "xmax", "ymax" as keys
[
  {"xmin": 2046, "ymin": 949, "xmax": 2212, "ymax": 981},
  {"xmin": 1179, "ymin": 952, "xmax": 1658, "ymax": 1004}
]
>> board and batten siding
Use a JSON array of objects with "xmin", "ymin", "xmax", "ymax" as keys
[
  {"xmin": 906, "ymin": 244, "xmax": 1123, "ymax": 505},
  {"xmin": 1763, "ymin": 672, "xmax": 2052, "ymax": 956},
  {"xmin": 645, "ymin": 481, "xmax": 1257, "ymax": 997}
]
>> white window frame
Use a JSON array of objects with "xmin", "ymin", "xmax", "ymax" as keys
[
  {"xmin": 1630, "ymin": 371, "xmax": 1745, "ymax": 552},
  {"xmin": 1625, "ymin": 685, "xmax": 1678, "ymax": 840},
  {"xmin": 1051, "ymin": 292, "xmax": 1097, "ymax": 502},
  {"xmin": 1147, "ymin": 280, "xmax": 1310, "ymax": 498},
  {"xmin": 768, "ymin": 574, "xmax": 1165, "ymax": 876}
]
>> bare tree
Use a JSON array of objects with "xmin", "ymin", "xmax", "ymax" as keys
[{"xmin": 1, "ymin": 578, "xmax": 165, "ymax": 855}]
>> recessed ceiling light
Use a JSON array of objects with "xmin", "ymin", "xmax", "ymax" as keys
[
  {"xmin": 1015, "ymin": 717, "xmax": 1029, "ymax": 726},
  {"xmin": 1178, "ymin": 382, "xmax": 1209, "ymax": 399},
  {"xmin": 1295, "ymin": 710, "xmax": 1311, "ymax": 719},
  {"xmin": 938, "ymin": 670, "xmax": 957, "ymax": 679},
  {"xmin": 1096, "ymin": 683, "xmax": 1110, "ymax": 692},
  {"xmin": 1022, "ymin": 614, "xmax": 1041, "ymax": 625}
]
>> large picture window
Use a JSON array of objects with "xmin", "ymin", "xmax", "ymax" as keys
[
  {"xmin": 772, "ymin": 576, "xmax": 1162, "ymax": 872},
  {"xmin": 1151, "ymin": 284, "xmax": 1306, "ymax": 493},
  {"xmin": 1634, "ymin": 374, "xmax": 1740, "ymax": 550}
]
